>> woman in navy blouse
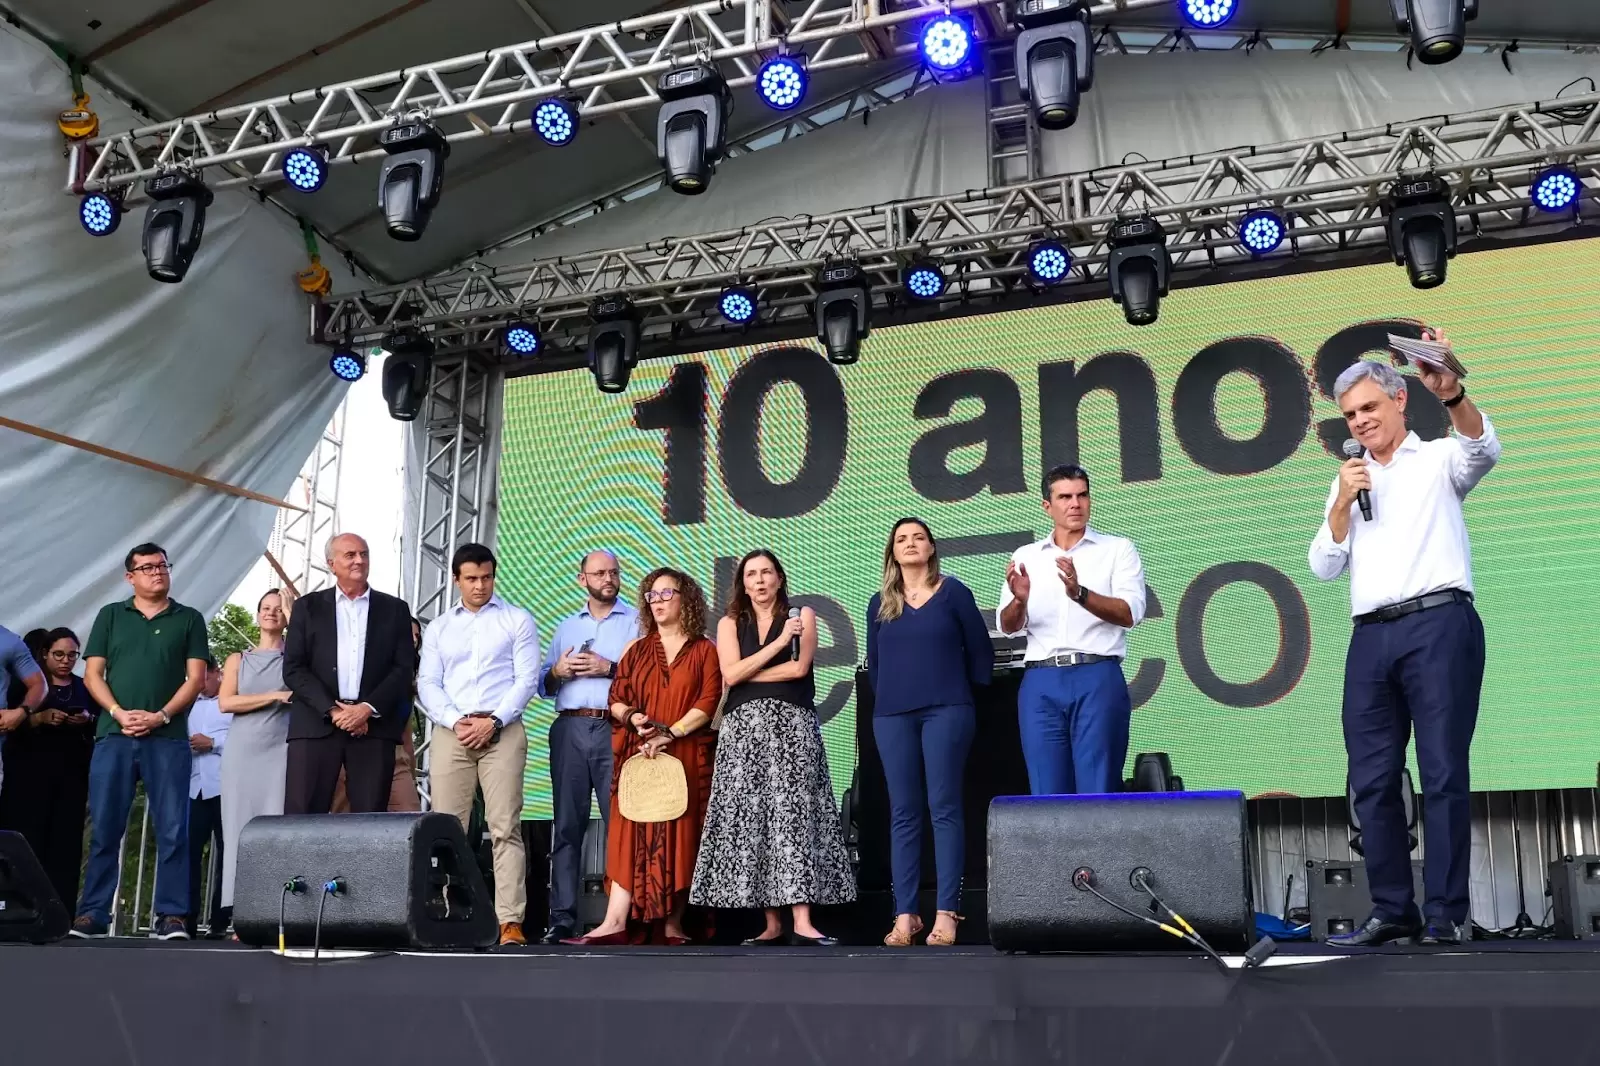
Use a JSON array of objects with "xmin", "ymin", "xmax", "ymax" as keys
[{"xmin": 865, "ymin": 518, "xmax": 992, "ymax": 946}]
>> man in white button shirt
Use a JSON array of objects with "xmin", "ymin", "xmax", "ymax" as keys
[
  {"xmin": 185, "ymin": 662, "xmax": 229, "ymax": 936},
  {"xmin": 1309, "ymin": 335, "xmax": 1499, "ymax": 948},
  {"xmin": 418, "ymin": 543, "xmax": 540, "ymax": 947},
  {"xmin": 998, "ymin": 464, "xmax": 1148, "ymax": 795}
]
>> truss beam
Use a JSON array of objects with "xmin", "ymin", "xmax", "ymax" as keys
[
  {"xmin": 320, "ymin": 91, "xmax": 1600, "ymax": 358},
  {"xmin": 73, "ymin": 0, "xmax": 1170, "ymax": 197},
  {"xmin": 269, "ymin": 400, "xmax": 344, "ymax": 595},
  {"xmin": 409, "ymin": 356, "xmax": 495, "ymax": 625}
]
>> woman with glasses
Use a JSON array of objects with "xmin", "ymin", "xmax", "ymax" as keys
[
  {"xmin": 562, "ymin": 568, "xmax": 722, "ymax": 946},
  {"xmin": 0, "ymin": 628, "xmax": 101, "ymax": 912},
  {"xmin": 690, "ymin": 549, "xmax": 855, "ymax": 945},
  {"xmin": 866, "ymin": 518, "xmax": 993, "ymax": 947},
  {"xmin": 217, "ymin": 589, "xmax": 295, "ymax": 924}
]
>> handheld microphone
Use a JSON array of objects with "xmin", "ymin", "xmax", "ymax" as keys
[
  {"xmin": 1342, "ymin": 438, "xmax": 1373, "ymax": 522},
  {"xmin": 787, "ymin": 606, "xmax": 801, "ymax": 661}
]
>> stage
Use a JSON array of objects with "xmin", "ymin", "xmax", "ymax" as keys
[{"xmin": 5, "ymin": 939, "xmax": 1597, "ymax": 1065}]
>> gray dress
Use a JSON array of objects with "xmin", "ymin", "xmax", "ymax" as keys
[{"xmin": 219, "ymin": 648, "xmax": 290, "ymax": 909}]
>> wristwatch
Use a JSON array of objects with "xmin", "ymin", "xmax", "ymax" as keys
[
  {"xmin": 1442, "ymin": 386, "xmax": 1467, "ymax": 408},
  {"xmin": 1073, "ymin": 586, "xmax": 1090, "ymax": 606},
  {"xmin": 158, "ymin": 711, "xmax": 172, "ymax": 726}
]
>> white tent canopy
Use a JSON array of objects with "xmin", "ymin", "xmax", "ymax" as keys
[{"xmin": 0, "ymin": 22, "xmax": 356, "ymax": 638}]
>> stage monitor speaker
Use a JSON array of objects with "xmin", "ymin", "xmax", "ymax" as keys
[
  {"xmin": 0, "ymin": 831, "xmax": 69, "ymax": 943},
  {"xmin": 1304, "ymin": 858, "xmax": 1426, "ymax": 942},
  {"xmin": 233, "ymin": 812, "xmax": 497, "ymax": 950},
  {"xmin": 987, "ymin": 791, "xmax": 1254, "ymax": 952},
  {"xmin": 1549, "ymin": 855, "xmax": 1600, "ymax": 940}
]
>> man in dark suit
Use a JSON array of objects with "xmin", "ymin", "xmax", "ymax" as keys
[{"xmin": 283, "ymin": 533, "xmax": 416, "ymax": 814}]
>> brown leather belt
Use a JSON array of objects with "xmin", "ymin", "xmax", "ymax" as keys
[{"xmin": 559, "ymin": 707, "xmax": 608, "ymax": 719}]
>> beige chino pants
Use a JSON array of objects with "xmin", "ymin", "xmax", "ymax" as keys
[{"xmin": 429, "ymin": 720, "xmax": 528, "ymax": 925}]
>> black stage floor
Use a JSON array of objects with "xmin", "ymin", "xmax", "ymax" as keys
[{"xmin": 4, "ymin": 939, "xmax": 1598, "ymax": 1065}]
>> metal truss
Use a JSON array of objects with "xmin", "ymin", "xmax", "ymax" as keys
[
  {"xmin": 409, "ymin": 355, "xmax": 496, "ymax": 625},
  {"xmin": 70, "ymin": 0, "xmax": 1181, "ymax": 197},
  {"xmin": 269, "ymin": 398, "xmax": 345, "ymax": 596},
  {"xmin": 320, "ymin": 90, "xmax": 1600, "ymax": 358}
]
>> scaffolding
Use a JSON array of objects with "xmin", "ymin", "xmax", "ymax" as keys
[{"xmin": 268, "ymin": 398, "xmax": 345, "ymax": 596}]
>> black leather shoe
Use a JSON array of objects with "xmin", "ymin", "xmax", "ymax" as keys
[
  {"xmin": 1417, "ymin": 919, "xmax": 1469, "ymax": 946},
  {"xmin": 1326, "ymin": 915, "xmax": 1420, "ymax": 948},
  {"xmin": 787, "ymin": 932, "xmax": 839, "ymax": 947},
  {"xmin": 740, "ymin": 934, "xmax": 787, "ymax": 947},
  {"xmin": 539, "ymin": 926, "xmax": 574, "ymax": 945}
]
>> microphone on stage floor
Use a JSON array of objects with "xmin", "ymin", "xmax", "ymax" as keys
[
  {"xmin": 788, "ymin": 606, "xmax": 801, "ymax": 661},
  {"xmin": 1342, "ymin": 438, "xmax": 1373, "ymax": 522}
]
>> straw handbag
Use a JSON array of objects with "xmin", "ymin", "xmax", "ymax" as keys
[{"xmin": 617, "ymin": 751, "xmax": 688, "ymax": 823}]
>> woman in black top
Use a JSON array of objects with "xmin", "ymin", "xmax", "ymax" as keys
[
  {"xmin": 690, "ymin": 549, "xmax": 856, "ymax": 945},
  {"xmin": 0, "ymin": 628, "xmax": 100, "ymax": 911}
]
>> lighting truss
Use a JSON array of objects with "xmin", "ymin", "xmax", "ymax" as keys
[
  {"xmin": 318, "ymin": 91, "xmax": 1600, "ymax": 358},
  {"xmin": 67, "ymin": 0, "xmax": 1178, "ymax": 199}
]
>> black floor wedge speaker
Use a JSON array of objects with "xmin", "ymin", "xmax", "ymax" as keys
[
  {"xmin": 0, "ymin": 831, "xmax": 69, "ymax": 943},
  {"xmin": 233, "ymin": 812, "xmax": 497, "ymax": 950},
  {"xmin": 987, "ymin": 791, "xmax": 1255, "ymax": 952}
]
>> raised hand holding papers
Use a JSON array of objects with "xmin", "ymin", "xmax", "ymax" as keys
[{"xmin": 1387, "ymin": 333, "xmax": 1468, "ymax": 378}]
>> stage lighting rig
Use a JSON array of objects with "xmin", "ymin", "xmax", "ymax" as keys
[
  {"xmin": 377, "ymin": 120, "xmax": 449, "ymax": 241},
  {"xmin": 588, "ymin": 295, "xmax": 641, "ymax": 393},
  {"xmin": 719, "ymin": 286, "xmax": 758, "ymax": 325},
  {"xmin": 282, "ymin": 146, "xmax": 329, "ymax": 193},
  {"xmin": 815, "ymin": 260, "xmax": 871, "ymax": 366},
  {"xmin": 1106, "ymin": 216, "xmax": 1171, "ymax": 326},
  {"xmin": 533, "ymin": 98, "xmax": 579, "ymax": 146},
  {"xmin": 903, "ymin": 258, "xmax": 947, "ymax": 301},
  {"xmin": 1180, "ymin": 0, "xmax": 1237, "ymax": 28},
  {"xmin": 380, "ymin": 328, "xmax": 434, "ymax": 421},
  {"xmin": 329, "ymin": 347, "xmax": 367, "ymax": 382},
  {"xmin": 1012, "ymin": 0, "xmax": 1094, "ymax": 131},
  {"xmin": 142, "ymin": 171, "xmax": 213, "ymax": 284},
  {"xmin": 79, "ymin": 191, "xmax": 122, "ymax": 237},
  {"xmin": 1390, "ymin": 0, "xmax": 1477, "ymax": 65},
  {"xmin": 920, "ymin": 13, "xmax": 980, "ymax": 81},
  {"xmin": 656, "ymin": 65, "xmax": 733, "ymax": 195},
  {"xmin": 1383, "ymin": 174, "xmax": 1456, "ymax": 289},
  {"xmin": 1238, "ymin": 209, "xmax": 1286, "ymax": 255},
  {"xmin": 1026, "ymin": 238, "xmax": 1071, "ymax": 286},
  {"xmin": 502, "ymin": 321, "xmax": 542, "ymax": 357},
  {"xmin": 757, "ymin": 55, "xmax": 808, "ymax": 111},
  {"xmin": 1532, "ymin": 166, "xmax": 1580, "ymax": 212}
]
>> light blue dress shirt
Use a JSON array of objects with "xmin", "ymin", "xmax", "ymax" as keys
[{"xmin": 537, "ymin": 601, "xmax": 639, "ymax": 710}]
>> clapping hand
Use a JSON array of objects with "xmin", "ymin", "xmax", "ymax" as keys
[
  {"xmin": 1005, "ymin": 561, "xmax": 1031, "ymax": 603},
  {"xmin": 1056, "ymin": 556, "xmax": 1081, "ymax": 599}
]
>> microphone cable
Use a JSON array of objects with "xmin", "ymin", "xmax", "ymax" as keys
[
  {"xmin": 279, "ymin": 876, "xmax": 307, "ymax": 954},
  {"xmin": 313, "ymin": 877, "xmax": 346, "ymax": 963},
  {"xmin": 1128, "ymin": 867, "xmax": 1235, "ymax": 973},
  {"xmin": 1071, "ymin": 868, "xmax": 1230, "ymax": 974}
]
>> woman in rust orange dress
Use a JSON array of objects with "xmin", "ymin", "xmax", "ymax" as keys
[{"xmin": 562, "ymin": 566, "xmax": 722, "ymax": 946}]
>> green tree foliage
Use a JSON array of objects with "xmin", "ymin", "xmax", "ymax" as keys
[{"xmin": 207, "ymin": 602, "xmax": 259, "ymax": 664}]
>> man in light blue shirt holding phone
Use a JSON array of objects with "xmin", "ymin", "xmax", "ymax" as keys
[{"xmin": 536, "ymin": 550, "xmax": 638, "ymax": 944}]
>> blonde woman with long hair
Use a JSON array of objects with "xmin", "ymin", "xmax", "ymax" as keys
[{"xmin": 865, "ymin": 518, "xmax": 992, "ymax": 947}]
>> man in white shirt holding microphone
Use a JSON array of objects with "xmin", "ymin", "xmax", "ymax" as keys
[
  {"xmin": 418, "ymin": 542, "xmax": 541, "ymax": 947},
  {"xmin": 1309, "ymin": 328, "xmax": 1499, "ymax": 947}
]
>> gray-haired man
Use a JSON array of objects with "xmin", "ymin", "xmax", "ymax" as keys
[{"xmin": 1308, "ymin": 330, "xmax": 1499, "ymax": 947}]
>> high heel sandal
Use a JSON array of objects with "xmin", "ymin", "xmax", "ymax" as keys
[
  {"xmin": 883, "ymin": 915, "xmax": 923, "ymax": 947},
  {"xmin": 925, "ymin": 911, "xmax": 963, "ymax": 947}
]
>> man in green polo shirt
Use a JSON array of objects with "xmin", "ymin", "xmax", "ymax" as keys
[{"xmin": 72, "ymin": 541, "xmax": 209, "ymax": 940}]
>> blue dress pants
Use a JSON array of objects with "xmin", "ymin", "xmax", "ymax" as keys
[
  {"xmin": 1344, "ymin": 599, "xmax": 1484, "ymax": 925},
  {"xmin": 78, "ymin": 734, "xmax": 192, "ymax": 924},
  {"xmin": 872, "ymin": 704, "xmax": 974, "ymax": 915},
  {"xmin": 546, "ymin": 714, "xmax": 613, "ymax": 932},
  {"xmin": 1017, "ymin": 660, "xmax": 1131, "ymax": 795}
]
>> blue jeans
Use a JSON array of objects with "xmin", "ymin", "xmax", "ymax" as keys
[
  {"xmin": 79, "ymin": 734, "xmax": 192, "ymax": 924},
  {"xmin": 1017, "ymin": 660, "xmax": 1131, "ymax": 795},
  {"xmin": 872, "ymin": 704, "xmax": 975, "ymax": 914},
  {"xmin": 1344, "ymin": 599, "xmax": 1484, "ymax": 924}
]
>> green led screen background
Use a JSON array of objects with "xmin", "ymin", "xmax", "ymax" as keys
[{"xmin": 502, "ymin": 240, "xmax": 1600, "ymax": 818}]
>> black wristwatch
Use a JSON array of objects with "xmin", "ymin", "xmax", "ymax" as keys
[
  {"xmin": 1442, "ymin": 386, "xmax": 1467, "ymax": 408},
  {"xmin": 1073, "ymin": 586, "xmax": 1090, "ymax": 606},
  {"xmin": 605, "ymin": 661, "xmax": 617, "ymax": 679}
]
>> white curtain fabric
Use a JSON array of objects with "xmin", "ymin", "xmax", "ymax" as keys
[
  {"xmin": 0, "ymin": 22, "xmax": 357, "ymax": 639},
  {"xmin": 508, "ymin": 49, "xmax": 1600, "ymax": 263}
]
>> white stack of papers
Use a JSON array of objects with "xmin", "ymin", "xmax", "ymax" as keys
[{"xmin": 1387, "ymin": 334, "xmax": 1468, "ymax": 378}]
